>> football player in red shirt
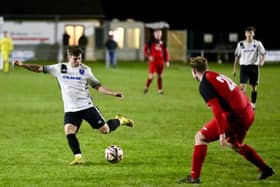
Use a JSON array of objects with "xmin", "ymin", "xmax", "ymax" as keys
[
  {"xmin": 143, "ymin": 29, "xmax": 170, "ymax": 95},
  {"xmin": 177, "ymin": 56, "xmax": 274, "ymax": 184}
]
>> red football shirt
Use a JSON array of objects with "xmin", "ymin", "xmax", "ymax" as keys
[
  {"xmin": 199, "ymin": 71, "xmax": 251, "ymax": 133},
  {"xmin": 144, "ymin": 40, "xmax": 169, "ymax": 64}
]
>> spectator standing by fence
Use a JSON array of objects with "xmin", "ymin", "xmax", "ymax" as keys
[
  {"xmin": 62, "ymin": 29, "xmax": 70, "ymax": 62},
  {"xmin": 78, "ymin": 32, "xmax": 88, "ymax": 61},
  {"xmin": 0, "ymin": 31, "xmax": 14, "ymax": 72},
  {"xmin": 105, "ymin": 34, "xmax": 118, "ymax": 68}
]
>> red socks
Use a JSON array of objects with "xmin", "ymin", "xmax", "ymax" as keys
[
  {"xmin": 190, "ymin": 143, "xmax": 269, "ymax": 179},
  {"xmin": 238, "ymin": 144, "xmax": 268, "ymax": 171},
  {"xmin": 191, "ymin": 144, "xmax": 207, "ymax": 179},
  {"xmin": 157, "ymin": 78, "xmax": 162, "ymax": 90},
  {"xmin": 146, "ymin": 78, "xmax": 152, "ymax": 88}
]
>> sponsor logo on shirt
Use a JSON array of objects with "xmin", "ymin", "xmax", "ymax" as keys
[
  {"xmin": 243, "ymin": 49, "xmax": 255, "ymax": 53},
  {"xmin": 62, "ymin": 75, "xmax": 81, "ymax": 80}
]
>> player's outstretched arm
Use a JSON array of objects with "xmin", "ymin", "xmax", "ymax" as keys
[
  {"xmin": 96, "ymin": 85, "xmax": 124, "ymax": 99},
  {"xmin": 14, "ymin": 60, "xmax": 43, "ymax": 73},
  {"xmin": 259, "ymin": 54, "xmax": 265, "ymax": 67},
  {"xmin": 232, "ymin": 56, "xmax": 239, "ymax": 76}
]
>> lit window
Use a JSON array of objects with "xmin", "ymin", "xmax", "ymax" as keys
[
  {"xmin": 127, "ymin": 28, "xmax": 140, "ymax": 49},
  {"xmin": 65, "ymin": 25, "xmax": 84, "ymax": 46},
  {"xmin": 204, "ymin": 33, "xmax": 213, "ymax": 44},
  {"xmin": 113, "ymin": 27, "xmax": 124, "ymax": 48},
  {"xmin": 229, "ymin": 33, "xmax": 238, "ymax": 42}
]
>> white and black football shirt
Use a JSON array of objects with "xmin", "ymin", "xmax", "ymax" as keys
[
  {"xmin": 43, "ymin": 63, "xmax": 101, "ymax": 112},
  {"xmin": 234, "ymin": 39, "xmax": 266, "ymax": 66}
]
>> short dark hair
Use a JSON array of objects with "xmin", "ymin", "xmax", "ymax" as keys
[
  {"xmin": 67, "ymin": 46, "xmax": 83, "ymax": 56},
  {"xmin": 245, "ymin": 26, "xmax": 256, "ymax": 33},
  {"xmin": 190, "ymin": 56, "xmax": 208, "ymax": 72}
]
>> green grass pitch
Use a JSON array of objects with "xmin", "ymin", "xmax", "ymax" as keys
[{"xmin": 0, "ymin": 61, "xmax": 279, "ymax": 186}]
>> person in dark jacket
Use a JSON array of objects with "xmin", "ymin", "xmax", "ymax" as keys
[
  {"xmin": 105, "ymin": 34, "xmax": 118, "ymax": 68},
  {"xmin": 78, "ymin": 32, "xmax": 88, "ymax": 61},
  {"xmin": 62, "ymin": 30, "xmax": 70, "ymax": 61}
]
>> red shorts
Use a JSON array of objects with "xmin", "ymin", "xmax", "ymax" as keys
[
  {"xmin": 149, "ymin": 62, "xmax": 164, "ymax": 74},
  {"xmin": 200, "ymin": 104, "xmax": 254, "ymax": 146}
]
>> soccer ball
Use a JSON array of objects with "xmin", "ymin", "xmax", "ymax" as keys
[{"xmin": 104, "ymin": 145, "xmax": 123, "ymax": 163}]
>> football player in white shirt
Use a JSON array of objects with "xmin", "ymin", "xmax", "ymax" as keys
[
  {"xmin": 14, "ymin": 46, "xmax": 133, "ymax": 165},
  {"xmin": 233, "ymin": 26, "xmax": 266, "ymax": 110}
]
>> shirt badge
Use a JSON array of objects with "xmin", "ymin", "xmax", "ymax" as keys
[{"xmin": 79, "ymin": 69, "xmax": 85, "ymax": 75}]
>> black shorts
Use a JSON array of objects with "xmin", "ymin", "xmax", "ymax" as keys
[
  {"xmin": 64, "ymin": 107, "xmax": 106, "ymax": 130},
  {"xmin": 240, "ymin": 65, "xmax": 259, "ymax": 86}
]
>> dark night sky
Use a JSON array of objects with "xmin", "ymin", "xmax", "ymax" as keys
[
  {"xmin": 101, "ymin": 0, "xmax": 279, "ymax": 49},
  {"xmin": 1, "ymin": 0, "xmax": 279, "ymax": 48},
  {"xmin": 102, "ymin": 0, "xmax": 269, "ymax": 29}
]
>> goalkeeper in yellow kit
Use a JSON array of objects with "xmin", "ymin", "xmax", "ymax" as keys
[{"xmin": 0, "ymin": 31, "xmax": 14, "ymax": 72}]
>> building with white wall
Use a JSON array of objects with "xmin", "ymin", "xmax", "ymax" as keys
[{"xmin": 1, "ymin": 17, "xmax": 187, "ymax": 62}]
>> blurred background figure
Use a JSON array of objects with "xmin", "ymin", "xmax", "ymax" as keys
[
  {"xmin": 78, "ymin": 31, "xmax": 88, "ymax": 61},
  {"xmin": 105, "ymin": 33, "xmax": 118, "ymax": 68},
  {"xmin": 143, "ymin": 29, "xmax": 170, "ymax": 95},
  {"xmin": 62, "ymin": 29, "xmax": 70, "ymax": 62},
  {"xmin": 0, "ymin": 30, "xmax": 14, "ymax": 72}
]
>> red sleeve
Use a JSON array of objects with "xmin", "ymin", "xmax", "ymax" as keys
[
  {"xmin": 207, "ymin": 98, "xmax": 228, "ymax": 134},
  {"xmin": 144, "ymin": 43, "xmax": 150, "ymax": 58}
]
